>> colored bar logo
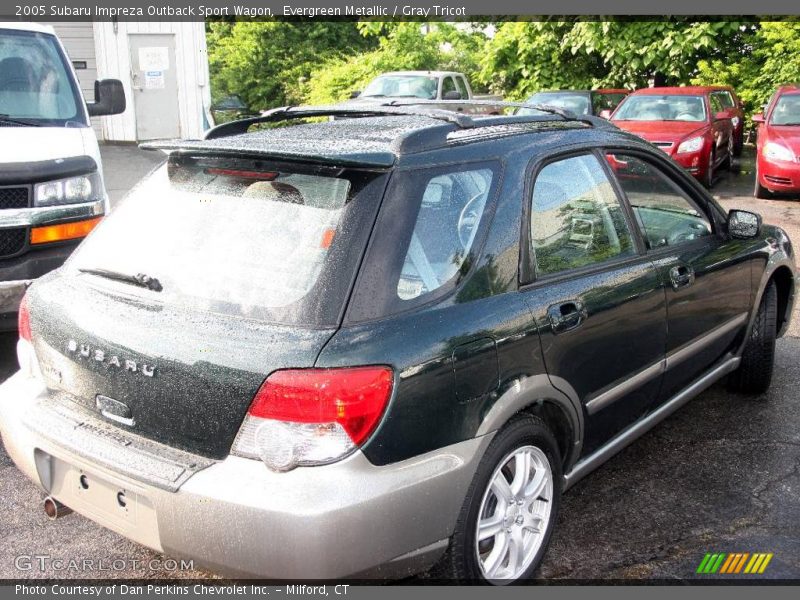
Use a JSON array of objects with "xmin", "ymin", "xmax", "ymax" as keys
[{"xmin": 696, "ymin": 552, "xmax": 773, "ymax": 574}]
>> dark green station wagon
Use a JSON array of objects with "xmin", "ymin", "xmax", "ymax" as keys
[{"xmin": 0, "ymin": 103, "xmax": 794, "ymax": 582}]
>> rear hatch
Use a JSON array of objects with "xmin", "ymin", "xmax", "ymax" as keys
[{"xmin": 27, "ymin": 153, "xmax": 388, "ymax": 459}]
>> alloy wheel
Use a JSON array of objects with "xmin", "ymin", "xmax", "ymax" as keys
[{"xmin": 474, "ymin": 445, "xmax": 553, "ymax": 581}]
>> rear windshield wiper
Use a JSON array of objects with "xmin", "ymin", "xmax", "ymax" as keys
[
  {"xmin": 79, "ymin": 268, "xmax": 163, "ymax": 292},
  {"xmin": 0, "ymin": 114, "xmax": 42, "ymax": 127}
]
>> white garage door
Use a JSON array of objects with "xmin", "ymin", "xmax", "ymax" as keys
[{"xmin": 50, "ymin": 21, "xmax": 103, "ymax": 139}]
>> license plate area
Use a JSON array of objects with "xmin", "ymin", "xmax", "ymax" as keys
[{"xmin": 42, "ymin": 452, "xmax": 162, "ymax": 549}]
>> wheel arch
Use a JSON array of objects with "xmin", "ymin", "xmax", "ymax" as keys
[
  {"xmin": 740, "ymin": 253, "xmax": 796, "ymax": 354},
  {"xmin": 770, "ymin": 265, "xmax": 795, "ymax": 337},
  {"xmin": 475, "ymin": 374, "xmax": 583, "ymax": 471}
]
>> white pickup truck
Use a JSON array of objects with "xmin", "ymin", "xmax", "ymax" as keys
[{"xmin": 348, "ymin": 71, "xmax": 504, "ymax": 115}]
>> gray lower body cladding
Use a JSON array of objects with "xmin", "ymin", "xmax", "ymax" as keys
[{"xmin": 0, "ymin": 372, "xmax": 492, "ymax": 578}]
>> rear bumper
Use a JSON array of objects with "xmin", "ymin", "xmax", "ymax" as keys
[{"xmin": 0, "ymin": 372, "xmax": 491, "ymax": 579}]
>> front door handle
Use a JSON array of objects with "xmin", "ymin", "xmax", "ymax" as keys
[
  {"xmin": 547, "ymin": 300, "xmax": 587, "ymax": 334},
  {"xmin": 669, "ymin": 264, "xmax": 695, "ymax": 290}
]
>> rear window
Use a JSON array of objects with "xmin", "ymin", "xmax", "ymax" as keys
[{"xmin": 67, "ymin": 156, "xmax": 386, "ymax": 327}]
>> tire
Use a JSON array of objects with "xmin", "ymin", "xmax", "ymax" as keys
[
  {"xmin": 432, "ymin": 415, "xmax": 562, "ymax": 583},
  {"xmin": 754, "ymin": 163, "xmax": 770, "ymax": 199},
  {"xmin": 728, "ymin": 281, "xmax": 778, "ymax": 394},
  {"xmin": 728, "ymin": 138, "xmax": 740, "ymax": 173},
  {"xmin": 704, "ymin": 150, "xmax": 715, "ymax": 189},
  {"xmin": 734, "ymin": 128, "xmax": 744, "ymax": 157}
]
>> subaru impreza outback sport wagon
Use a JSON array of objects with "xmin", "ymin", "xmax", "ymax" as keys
[{"xmin": 0, "ymin": 104, "xmax": 795, "ymax": 582}]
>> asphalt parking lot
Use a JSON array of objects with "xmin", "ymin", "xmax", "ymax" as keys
[{"xmin": 0, "ymin": 146, "xmax": 798, "ymax": 580}]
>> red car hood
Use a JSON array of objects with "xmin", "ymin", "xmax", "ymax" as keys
[
  {"xmin": 613, "ymin": 120, "xmax": 707, "ymax": 143},
  {"xmin": 768, "ymin": 126, "xmax": 800, "ymax": 155}
]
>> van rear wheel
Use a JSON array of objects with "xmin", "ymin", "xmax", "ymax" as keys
[{"xmin": 433, "ymin": 416, "xmax": 561, "ymax": 583}]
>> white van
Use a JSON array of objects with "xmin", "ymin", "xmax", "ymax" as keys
[{"xmin": 0, "ymin": 22, "xmax": 124, "ymax": 330}]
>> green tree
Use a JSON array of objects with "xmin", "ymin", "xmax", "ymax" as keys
[
  {"xmin": 693, "ymin": 21, "xmax": 800, "ymax": 113},
  {"xmin": 479, "ymin": 19, "xmax": 746, "ymax": 100},
  {"xmin": 207, "ymin": 21, "xmax": 375, "ymax": 110},
  {"xmin": 477, "ymin": 21, "xmax": 602, "ymax": 98}
]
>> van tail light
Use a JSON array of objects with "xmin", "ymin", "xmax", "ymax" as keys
[
  {"xmin": 231, "ymin": 366, "xmax": 394, "ymax": 472},
  {"xmin": 16, "ymin": 294, "xmax": 40, "ymax": 379}
]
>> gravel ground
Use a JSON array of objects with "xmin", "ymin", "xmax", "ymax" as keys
[{"xmin": 0, "ymin": 146, "xmax": 798, "ymax": 581}]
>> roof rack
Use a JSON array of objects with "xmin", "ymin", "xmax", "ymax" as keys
[
  {"xmin": 201, "ymin": 100, "xmax": 608, "ymax": 141},
  {"xmin": 383, "ymin": 98, "xmax": 578, "ymax": 120},
  {"xmin": 384, "ymin": 99, "xmax": 616, "ymax": 130},
  {"xmin": 204, "ymin": 104, "xmax": 476, "ymax": 140}
]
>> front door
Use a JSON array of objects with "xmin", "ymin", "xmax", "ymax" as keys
[
  {"xmin": 708, "ymin": 93, "xmax": 732, "ymax": 163},
  {"xmin": 521, "ymin": 152, "xmax": 668, "ymax": 454},
  {"xmin": 128, "ymin": 34, "xmax": 180, "ymax": 140},
  {"xmin": 605, "ymin": 151, "xmax": 752, "ymax": 404}
]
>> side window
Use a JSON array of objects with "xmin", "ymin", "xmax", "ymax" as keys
[
  {"xmin": 592, "ymin": 93, "xmax": 625, "ymax": 114},
  {"xmin": 442, "ymin": 77, "xmax": 458, "ymax": 97},
  {"xmin": 397, "ymin": 167, "xmax": 494, "ymax": 300},
  {"xmin": 717, "ymin": 91, "xmax": 735, "ymax": 110},
  {"xmin": 606, "ymin": 153, "xmax": 712, "ymax": 250},
  {"xmin": 455, "ymin": 76, "xmax": 469, "ymax": 99},
  {"xmin": 530, "ymin": 154, "xmax": 635, "ymax": 277},
  {"xmin": 709, "ymin": 93, "xmax": 724, "ymax": 115}
]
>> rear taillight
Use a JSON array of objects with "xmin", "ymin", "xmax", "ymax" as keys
[
  {"xmin": 18, "ymin": 294, "xmax": 31, "ymax": 341},
  {"xmin": 232, "ymin": 366, "xmax": 393, "ymax": 472},
  {"xmin": 16, "ymin": 293, "xmax": 40, "ymax": 379}
]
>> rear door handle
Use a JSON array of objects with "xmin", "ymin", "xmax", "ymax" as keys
[
  {"xmin": 669, "ymin": 264, "xmax": 695, "ymax": 289},
  {"xmin": 547, "ymin": 300, "xmax": 587, "ymax": 334}
]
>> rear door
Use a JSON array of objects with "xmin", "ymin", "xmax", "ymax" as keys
[
  {"xmin": 520, "ymin": 151, "xmax": 667, "ymax": 454},
  {"xmin": 605, "ymin": 150, "xmax": 751, "ymax": 404}
]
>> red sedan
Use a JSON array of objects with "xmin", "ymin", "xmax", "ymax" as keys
[
  {"xmin": 753, "ymin": 85, "xmax": 800, "ymax": 198},
  {"xmin": 611, "ymin": 87, "xmax": 737, "ymax": 188}
]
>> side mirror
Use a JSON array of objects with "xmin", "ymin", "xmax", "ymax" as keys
[
  {"xmin": 599, "ymin": 109, "xmax": 612, "ymax": 119},
  {"xmin": 87, "ymin": 79, "xmax": 126, "ymax": 116},
  {"xmin": 349, "ymin": 90, "xmax": 361, "ymax": 99},
  {"xmin": 714, "ymin": 111, "xmax": 729, "ymax": 121},
  {"xmin": 727, "ymin": 209, "xmax": 762, "ymax": 239},
  {"xmin": 752, "ymin": 113, "xmax": 765, "ymax": 124},
  {"xmin": 443, "ymin": 90, "xmax": 462, "ymax": 100}
]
